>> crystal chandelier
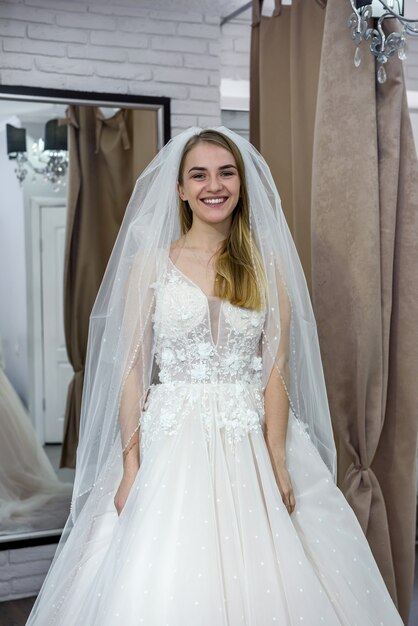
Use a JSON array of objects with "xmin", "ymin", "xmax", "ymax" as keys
[
  {"xmin": 6, "ymin": 119, "xmax": 69, "ymax": 190},
  {"xmin": 348, "ymin": 1, "xmax": 418, "ymax": 83}
]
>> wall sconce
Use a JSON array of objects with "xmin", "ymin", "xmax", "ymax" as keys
[{"xmin": 6, "ymin": 119, "xmax": 69, "ymax": 189}]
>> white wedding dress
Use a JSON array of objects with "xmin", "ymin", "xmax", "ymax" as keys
[
  {"xmin": 0, "ymin": 346, "xmax": 72, "ymax": 535},
  {"xmin": 27, "ymin": 259, "xmax": 403, "ymax": 625}
]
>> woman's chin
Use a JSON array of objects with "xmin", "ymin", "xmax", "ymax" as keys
[{"xmin": 191, "ymin": 205, "xmax": 237, "ymax": 226}]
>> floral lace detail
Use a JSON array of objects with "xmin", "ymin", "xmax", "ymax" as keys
[
  {"xmin": 152, "ymin": 267, "xmax": 266, "ymax": 387},
  {"xmin": 140, "ymin": 381, "xmax": 264, "ymax": 454},
  {"xmin": 142, "ymin": 266, "xmax": 267, "ymax": 451},
  {"xmin": 212, "ymin": 383, "xmax": 263, "ymax": 446},
  {"xmin": 292, "ymin": 416, "xmax": 311, "ymax": 441}
]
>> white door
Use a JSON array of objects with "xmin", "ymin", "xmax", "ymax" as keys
[{"xmin": 40, "ymin": 204, "xmax": 72, "ymax": 442}]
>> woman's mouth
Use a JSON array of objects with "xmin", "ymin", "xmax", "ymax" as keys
[{"xmin": 200, "ymin": 197, "xmax": 228, "ymax": 207}]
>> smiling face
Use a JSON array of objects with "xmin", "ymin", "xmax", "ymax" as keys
[{"xmin": 177, "ymin": 142, "xmax": 241, "ymax": 228}]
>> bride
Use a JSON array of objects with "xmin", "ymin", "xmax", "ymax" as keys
[{"xmin": 27, "ymin": 127, "xmax": 403, "ymax": 625}]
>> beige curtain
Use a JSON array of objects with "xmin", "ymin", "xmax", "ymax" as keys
[
  {"xmin": 250, "ymin": 0, "xmax": 326, "ymax": 291},
  {"xmin": 61, "ymin": 106, "xmax": 158, "ymax": 468},
  {"xmin": 251, "ymin": 0, "xmax": 418, "ymax": 622},
  {"xmin": 311, "ymin": 5, "xmax": 418, "ymax": 622}
]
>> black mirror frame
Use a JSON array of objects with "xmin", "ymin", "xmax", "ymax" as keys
[
  {"xmin": 0, "ymin": 84, "xmax": 170, "ymax": 551},
  {"xmin": 0, "ymin": 84, "xmax": 171, "ymax": 147}
]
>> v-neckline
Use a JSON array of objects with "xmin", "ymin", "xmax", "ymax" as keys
[
  {"xmin": 167, "ymin": 256, "xmax": 223, "ymax": 349},
  {"xmin": 168, "ymin": 256, "xmax": 220, "ymax": 301}
]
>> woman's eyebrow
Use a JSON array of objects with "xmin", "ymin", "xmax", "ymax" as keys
[
  {"xmin": 187, "ymin": 164, "xmax": 238, "ymax": 173},
  {"xmin": 188, "ymin": 166, "xmax": 206, "ymax": 173}
]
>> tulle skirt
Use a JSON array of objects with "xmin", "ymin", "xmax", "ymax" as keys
[
  {"xmin": 27, "ymin": 382, "xmax": 403, "ymax": 625},
  {"xmin": 0, "ymin": 369, "xmax": 72, "ymax": 534}
]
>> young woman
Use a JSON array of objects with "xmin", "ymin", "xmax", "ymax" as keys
[{"xmin": 27, "ymin": 128, "xmax": 403, "ymax": 625}]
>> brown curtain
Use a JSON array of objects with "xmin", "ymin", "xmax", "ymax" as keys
[
  {"xmin": 311, "ymin": 5, "xmax": 418, "ymax": 622},
  {"xmin": 250, "ymin": 0, "xmax": 326, "ymax": 291},
  {"xmin": 61, "ymin": 106, "xmax": 158, "ymax": 468},
  {"xmin": 251, "ymin": 0, "xmax": 418, "ymax": 622}
]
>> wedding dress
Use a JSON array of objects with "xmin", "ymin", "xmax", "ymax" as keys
[
  {"xmin": 0, "ymin": 343, "xmax": 72, "ymax": 535},
  {"xmin": 27, "ymin": 257, "xmax": 403, "ymax": 626}
]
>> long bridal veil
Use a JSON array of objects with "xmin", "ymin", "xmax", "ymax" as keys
[{"xmin": 29, "ymin": 127, "xmax": 337, "ymax": 619}]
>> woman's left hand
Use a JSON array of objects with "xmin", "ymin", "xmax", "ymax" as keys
[{"xmin": 272, "ymin": 459, "xmax": 296, "ymax": 515}]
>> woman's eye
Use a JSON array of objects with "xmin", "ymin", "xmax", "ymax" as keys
[
  {"xmin": 192, "ymin": 174, "xmax": 205, "ymax": 179},
  {"xmin": 221, "ymin": 171, "xmax": 234, "ymax": 177}
]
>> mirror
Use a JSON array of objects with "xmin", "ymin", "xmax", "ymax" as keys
[{"xmin": 0, "ymin": 86, "xmax": 170, "ymax": 548}]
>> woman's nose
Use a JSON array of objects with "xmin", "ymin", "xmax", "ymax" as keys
[{"xmin": 206, "ymin": 175, "xmax": 223, "ymax": 192}]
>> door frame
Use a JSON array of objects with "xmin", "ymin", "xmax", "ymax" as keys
[{"xmin": 25, "ymin": 196, "xmax": 67, "ymax": 444}]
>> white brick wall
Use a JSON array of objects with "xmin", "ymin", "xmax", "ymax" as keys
[
  {"xmin": 0, "ymin": 0, "xmax": 224, "ymax": 136},
  {"xmin": 220, "ymin": 17, "xmax": 251, "ymax": 83},
  {"xmin": 404, "ymin": 0, "xmax": 418, "ymax": 91},
  {"xmin": 406, "ymin": 44, "xmax": 418, "ymax": 92},
  {"xmin": 0, "ymin": 544, "xmax": 57, "ymax": 602},
  {"xmin": 1, "ymin": 0, "xmax": 417, "ymax": 127}
]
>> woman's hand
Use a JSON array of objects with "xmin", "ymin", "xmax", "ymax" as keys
[
  {"xmin": 114, "ymin": 468, "xmax": 138, "ymax": 516},
  {"xmin": 114, "ymin": 436, "xmax": 140, "ymax": 516},
  {"xmin": 273, "ymin": 461, "xmax": 296, "ymax": 515},
  {"xmin": 266, "ymin": 444, "xmax": 296, "ymax": 515}
]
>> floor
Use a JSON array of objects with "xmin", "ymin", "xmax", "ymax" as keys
[
  {"xmin": 0, "ymin": 596, "xmax": 35, "ymax": 626},
  {"xmin": 1, "ymin": 549, "xmax": 417, "ymax": 625}
]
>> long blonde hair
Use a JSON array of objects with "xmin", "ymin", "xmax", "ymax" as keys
[{"xmin": 177, "ymin": 130, "xmax": 267, "ymax": 311}]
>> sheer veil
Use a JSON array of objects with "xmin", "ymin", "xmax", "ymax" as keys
[{"xmin": 32, "ymin": 127, "xmax": 337, "ymax": 609}]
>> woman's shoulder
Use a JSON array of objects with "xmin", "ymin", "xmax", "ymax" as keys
[{"xmin": 129, "ymin": 241, "xmax": 185, "ymax": 276}]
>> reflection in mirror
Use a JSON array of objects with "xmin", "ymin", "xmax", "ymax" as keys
[
  {"xmin": 0, "ymin": 91, "xmax": 168, "ymax": 545},
  {"xmin": 0, "ymin": 334, "xmax": 73, "ymax": 536}
]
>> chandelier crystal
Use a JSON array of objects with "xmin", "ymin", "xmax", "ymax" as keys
[
  {"xmin": 6, "ymin": 121, "xmax": 68, "ymax": 191},
  {"xmin": 348, "ymin": 1, "xmax": 418, "ymax": 83}
]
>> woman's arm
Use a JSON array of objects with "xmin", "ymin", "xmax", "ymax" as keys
[
  {"xmin": 114, "ymin": 348, "xmax": 143, "ymax": 516},
  {"xmin": 114, "ymin": 256, "xmax": 155, "ymax": 515},
  {"xmin": 264, "ymin": 364, "xmax": 289, "ymax": 465},
  {"xmin": 263, "ymin": 268, "xmax": 295, "ymax": 514},
  {"xmin": 264, "ymin": 364, "xmax": 296, "ymax": 514},
  {"xmin": 119, "ymin": 364, "xmax": 142, "ymax": 475}
]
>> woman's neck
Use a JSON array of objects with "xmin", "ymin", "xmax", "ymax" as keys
[{"xmin": 184, "ymin": 222, "xmax": 230, "ymax": 254}]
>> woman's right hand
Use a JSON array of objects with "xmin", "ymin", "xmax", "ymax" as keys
[{"xmin": 114, "ymin": 468, "xmax": 138, "ymax": 516}]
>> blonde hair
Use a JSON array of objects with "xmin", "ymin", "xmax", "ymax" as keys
[{"xmin": 177, "ymin": 130, "xmax": 267, "ymax": 311}]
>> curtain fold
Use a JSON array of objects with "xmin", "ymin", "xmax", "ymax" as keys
[
  {"xmin": 311, "ymin": 5, "xmax": 418, "ymax": 623},
  {"xmin": 61, "ymin": 106, "xmax": 158, "ymax": 468},
  {"xmin": 251, "ymin": 0, "xmax": 418, "ymax": 621},
  {"xmin": 250, "ymin": 0, "xmax": 326, "ymax": 290}
]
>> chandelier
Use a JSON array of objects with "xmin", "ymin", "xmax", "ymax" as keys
[
  {"xmin": 6, "ymin": 119, "xmax": 68, "ymax": 190},
  {"xmin": 348, "ymin": 0, "xmax": 418, "ymax": 83}
]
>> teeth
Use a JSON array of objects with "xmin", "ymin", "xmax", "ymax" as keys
[{"xmin": 202, "ymin": 198, "xmax": 226, "ymax": 205}]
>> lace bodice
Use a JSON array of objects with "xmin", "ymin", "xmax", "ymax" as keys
[
  {"xmin": 140, "ymin": 259, "xmax": 312, "ymax": 452},
  {"xmin": 151, "ymin": 260, "xmax": 266, "ymax": 387}
]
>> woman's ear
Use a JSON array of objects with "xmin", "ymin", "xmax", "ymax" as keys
[{"xmin": 177, "ymin": 181, "xmax": 186, "ymax": 201}]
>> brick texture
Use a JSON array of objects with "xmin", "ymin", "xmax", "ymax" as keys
[
  {"xmin": 0, "ymin": 0, "xmax": 223, "ymax": 134},
  {"xmin": 0, "ymin": 545, "xmax": 57, "ymax": 602}
]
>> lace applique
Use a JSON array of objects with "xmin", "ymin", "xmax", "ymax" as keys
[
  {"xmin": 289, "ymin": 414, "xmax": 322, "ymax": 461},
  {"xmin": 208, "ymin": 383, "xmax": 263, "ymax": 447},
  {"xmin": 140, "ymin": 382, "xmax": 264, "ymax": 454},
  {"xmin": 142, "ymin": 267, "xmax": 267, "ymax": 452},
  {"xmin": 223, "ymin": 302, "xmax": 265, "ymax": 333},
  {"xmin": 153, "ymin": 272, "xmax": 207, "ymax": 337},
  {"xmin": 292, "ymin": 416, "xmax": 311, "ymax": 441},
  {"xmin": 152, "ymin": 268, "xmax": 266, "ymax": 386}
]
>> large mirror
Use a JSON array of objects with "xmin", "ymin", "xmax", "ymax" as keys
[{"xmin": 0, "ymin": 86, "xmax": 170, "ymax": 548}]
